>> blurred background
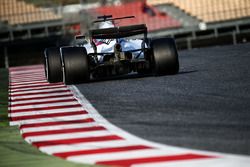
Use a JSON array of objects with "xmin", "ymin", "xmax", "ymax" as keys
[{"xmin": 1, "ymin": 0, "xmax": 250, "ymax": 67}]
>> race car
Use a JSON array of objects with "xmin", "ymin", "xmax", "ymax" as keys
[{"xmin": 44, "ymin": 15, "xmax": 179, "ymax": 85}]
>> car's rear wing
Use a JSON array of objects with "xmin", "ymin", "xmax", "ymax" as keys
[
  {"xmin": 89, "ymin": 24, "xmax": 147, "ymax": 39},
  {"xmin": 75, "ymin": 35, "xmax": 85, "ymax": 40},
  {"xmin": 93, "ymin": 15, "xmax": 135, "ymax": 24}
]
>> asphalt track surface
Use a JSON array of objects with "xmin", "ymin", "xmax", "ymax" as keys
[{"xmin": 77, "ymin": 43, "xmax": 250, "ymax": 156}]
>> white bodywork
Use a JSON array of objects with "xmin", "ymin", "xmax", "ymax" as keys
[{"xmin": 83, "ymin": 22, "xmax": 145, "ymax": 61}]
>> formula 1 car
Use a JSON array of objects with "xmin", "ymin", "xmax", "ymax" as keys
[{"xmin": 44, "ymin": 15, "xmax": 179, "ymax": 84}]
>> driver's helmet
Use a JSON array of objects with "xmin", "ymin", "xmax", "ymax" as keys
[
  {"xmin": 99, "ymin": 21, "xmax": 114, "ymax": 29},
  {"xmin": 94, "ymin": 21, "xmax": 115, "ymax": 46}
]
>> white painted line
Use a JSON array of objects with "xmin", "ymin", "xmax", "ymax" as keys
[
  {"xmin": 9, "ymin": 107, "xmax": 85, "ymax": 117},
  {"xmin": 10, "ymin": 80, "xmax": 47, "ymax": 86},
  {"xmin": 10, "ymin": 92, "xmax": 72, "ymax": 100},
  {"xmin": 21, "ymin": 122, "xmax": 99, "ymax": 133},
  {"xmin": 10, "ymin": 87, "xmax": 69, "ymax": 95},
  {"xmin": 10, "ymin": 73, "xmax": 45, "ymax": 77},
  {"xmin": 25, "ymin": 130, "xmax": 111, "ymax": 143},
  {"xmin": 11, "ymin": 78, "xmax": 45, "ymax": 83},
  {"xmin": 10, "ymin": 67, "xmax": 43, "ymax": 72},
  {"xmin": 10, "ymin": 85, "xmax": 66, "ymax": 93},
  {"xmin": 11, "ymin": 96, "xmax": 75, "ymax": 105},
  {"xmin": 10, "ymin": 101, "xmax": 79, "ymax": 110},
  {"xmin": 10, "ymin": 74, "xmax": 45, "ymax": 79},
  {"xmin": 10, "ymin": 83, "xmax": 54, "ymax": 89},
  {"xmin": 10, "ymin": 114, "xmax": 90, "ymax": 126},
  {"xmin": 67, "ymin": 150, "xmax": 183, "ymax": 164},
  {"xmin": 10, "ymin": 69, "xmax": 44, "ymax": 74},
  {"xmin": 40, "ymin": 140, "xmax": 142, "ymax": 154},
  {"xmin": 10, "ymin": 80, "xmax": 48, "ymax": 85},
  {"xmin": 10, "ymin": 75, "xmax": 45, "ymax": 80},
  {"xmin": 10, "ymin": 75, "xmax": 44, "ymax": 79}
]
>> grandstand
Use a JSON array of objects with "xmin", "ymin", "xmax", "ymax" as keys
[
  {"xmin": 148, "ymin": 0, "xmax": 250, "ymax": 23},
  {"xmin": 0, "ymin": 0, "xmax": 61, "ymax": 25}
]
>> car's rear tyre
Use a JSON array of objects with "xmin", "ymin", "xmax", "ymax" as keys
[
  {"xmin": 61, "ymin": 47, "xmax": 89, "ymax": 85},
  {"xmin": 44, "ymin": 47, "xmax": 63, "ymax": 83},
  {"xmin": 151, "ymin": 38, "xmax": 179, "ymax": 75}
]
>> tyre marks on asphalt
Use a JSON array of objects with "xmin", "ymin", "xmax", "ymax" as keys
[{"xmin": 8, "ymin": 65, "xmax": 250, "ymax": 167}]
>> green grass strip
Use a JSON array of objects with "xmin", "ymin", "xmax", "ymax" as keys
[
  {"xmin": 0, "ymin": 68, "xmax": 103, "ymax": 167},
  {"xmin": 0, "ymin": 68, "xmax": 9, "ymax": 127}
]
